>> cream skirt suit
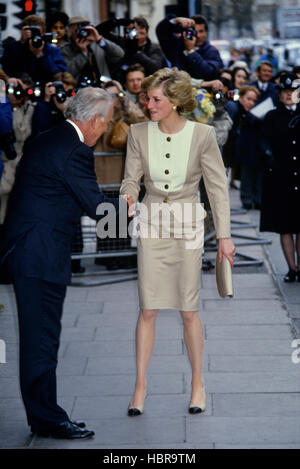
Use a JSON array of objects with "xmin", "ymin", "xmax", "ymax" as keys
[{"xmin": 120, "ymin": 120, "xmax": 231, "ymax": 311}]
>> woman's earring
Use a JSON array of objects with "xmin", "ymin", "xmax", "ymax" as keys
[{"xmin": 172, "ymin": 105, "xmax": 177, "ymax": 111}]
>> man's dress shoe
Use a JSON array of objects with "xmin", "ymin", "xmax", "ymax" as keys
[{"xmin": 32, "ymin": 421, "xmax": 94, "ymax": 439}]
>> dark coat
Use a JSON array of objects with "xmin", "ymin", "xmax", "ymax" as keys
[
  {"xmin": 110, "ymin": 35, "xmax": 166, "ymax": 76},
  {"xmin": 156, "ymin": 15, "xmax": 223, "ymax": 80},
  {"xmin": 31, "ymin": 100, "xmax": 64, "ymax": 137},
  {"xmin": 248, "ymin": 80, "xmax": 279, "ymax": 106},
  {"xmin": 2, "ymin": 41, "xmax": 67, "ymax": 84},
  {"xmin": 260, "ymin": 102, "xmax": 300, "ymax": 234},
  {"xmin": 223, "ymin": 100, "xmax": 262, "ymax": 168},
  {"xmin": 0, "ymin": 121, "xmax": 119, "ymax": 284}
]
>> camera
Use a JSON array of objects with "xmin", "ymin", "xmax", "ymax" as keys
[
  {"xmin": 51, "ymin": 81, "xmax": 67, "ymax": 103},
  {"xmin": 214, "ymin": 90, "xmax": 225, "ymax": 102},
  {"xmin": 77, "ymin": 25, "xmax": 91, "ymax": 40},
  {"xmin": 43, "ymin": 32, "xmax": 58, "ymax": 46},
  {"xmin": 27, "ymin": 25, "xmax": 43, "ymax": 48},
  {"xmin": 78, "ymin": 75, "xmax": 111, "ymax": 89},
  {"xmin": 227, "ymin": 89, "xmax": 240, "ymax": 101},
  {"xmin": 6, "ymin": 82, "xmax": 42, "ymax": 100},
  {"xmin": 27, "ymin": 25, "xmax": 58, "ymax": 48},
  {"xmin": 125, "ymin": 27, "xmax": 138, "ymax": 40},
  {"xmin": 184, "ymin": 27, "xmax": 197, "ymax": 40}
]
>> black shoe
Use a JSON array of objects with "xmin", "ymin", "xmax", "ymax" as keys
[
  {"xmin": 297, "ymin": 271, "xmax": 300, "ymax": 283},
  {"xmin": 254, "ymin": 203, "xmax": 261, "ymax": 210},
  {"xmin": 70, "ymin": 419, "xmax": 86, "ymax": 428},
  {"xmin": 33, "ymin": 421, "xmax": 94, "ymax": 439},
  {"xmin": 242, "ymin": 203, "xmax": 252, "ymax": 210},
  {"xmin": 284, "ymin": 269, "xmax": 297, "ymax": 283}
]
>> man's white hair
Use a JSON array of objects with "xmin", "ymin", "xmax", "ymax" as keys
[{"xmin": 64, "ymin": 87, "xmax": 113, "ymax": 122}]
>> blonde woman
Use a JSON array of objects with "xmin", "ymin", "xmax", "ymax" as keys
[{"xmin": 121, "ymin": 68, "xmax": 235, "ymax": 416}]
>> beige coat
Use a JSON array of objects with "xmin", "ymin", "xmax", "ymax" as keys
[{"xmin": 119, "ymin": 121, "xmax": 231, "ymax": 311}]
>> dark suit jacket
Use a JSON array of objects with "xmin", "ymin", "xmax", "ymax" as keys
[
  {"xmin": 1, "ymin": 121, "xmax": 119, "ymax": 285},
  {"xmin": 249, "ymin": 81, "xmax": 279, "ymax": 106}
]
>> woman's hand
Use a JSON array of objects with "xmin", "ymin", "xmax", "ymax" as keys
[
  {"xmin": 121, "ymin": 194, "xmax": 136, "ymax": 217},
  {"xmin": 218, "ymin": 238, "xmax": 236, "ymax": 267}
]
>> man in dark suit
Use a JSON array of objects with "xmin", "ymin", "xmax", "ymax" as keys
[
  {"xmin": 249, "ymin": 61, "xmax": 279, "ymax": 106},
  {"xmin": 0, "ymin": 88, "xmax": 129, "ymax": 439}
]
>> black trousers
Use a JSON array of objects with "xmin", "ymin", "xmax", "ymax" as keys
[{"xmin": 13, "ymin": 275, "xmax": 69, "ymax": 431}]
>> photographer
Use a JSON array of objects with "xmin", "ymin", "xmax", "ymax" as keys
[
  {"xmin": 0, "ymin": 73, "xmax": 35, "ymax": 223},
  {"xmin": 156, "ymin": 14, "xmax": 223, "ymax": 80},
  {"xmin": 97, "ymin": 16, "xmax": 166, "ymax": 79},
  {"xmin": 60, "ymin": 16, "xmax": 124, "ymax": 84},
  {"xmin": 31, "ymin": 72, "xmax": 77, "ymax": 136},
  {"xmin": 2, "ymin": 15, "xmax": 67, "ymax": 84},
  {"xmin": 124, "ymin": 63, "xmax": 145, "ymax": 106}
]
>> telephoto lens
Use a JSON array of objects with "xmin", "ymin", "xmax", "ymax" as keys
[
  {"xmin": 6, "ymin": 83, "xmax": 25, "ymax": 99},
  {"xmin": 77, "ymin": 25, "xmax": 90, "ymax": 40},
  {"xmin": 184, "ymin": 27, "xmax": 197, "ymax": 40},
  {"xmin": 28, "ymin": 25, "xmax": 43, "ymax": 48},
  {"xmin": 126, "ymin": 27, "xmax": 138, "ymax": 40},
  {"xmin": 52, "ymin": 81, "xmax": 67, "ymax": 103}
]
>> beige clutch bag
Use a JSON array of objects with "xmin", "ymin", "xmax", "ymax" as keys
[{"xmin": 215, "ymin": 254, "xmax": 234, "ymax": 298}]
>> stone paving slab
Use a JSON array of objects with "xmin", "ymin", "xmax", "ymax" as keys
[
  {"xmin": 85, "ymin": 355, "xmax": 205, "ymax": 376},
  {"xmin": 94, "ymin": 325, "xmax": 184, "ymax": 341},
  {"xmin": 57, "ymin": 373, "xmax": 184, "ymax": 398},
  {"xmin": 186, "ymin": 417, "xmax": 300, "ymax": 445},
  {"xmin": 201, "ymin": 273, "xmax": 275, "ymax": 289},
  {"xmin": 200, "ymin": 310, "xmax": 290, "ymax": 325},
  {"xmin": 205, "ymin": 325, "xmax": 292, "ymax": 340},
  {"xmin": 76, "ymin": 311, "xmax": 182, "ymax": 327},
  {"xmin": 64, "ymin": 339, "xmax": 184, "ymax": 358},
  {"xmin": 203, "ymin": 299, "xmax": 286, "ymax": 313},
  {"xmin": 0, "ymin": 422, "xmax": 33, "ymax": 449},
  {"xmin": 183, "ymin": 372, "xmax": 300, "ymax": 393},
  {"xmin": 209, "ymin": 355, "xmax": 296, "ymax": 372},
  {"xmin": 0, "ymin": 397, "xmax": 75, "ymax": 422},
  {"xmin": 31, "ymin": 417, "xmax": 186, "ymax": 448},
  {"xmin": 72, "ymin": 394, "xmax": 213, "ymax": 420},
  {"xmin": 212, "ymin": 393, "xmax": 300, "ymax": 417},
  {"xmin": 0, "ymin": 358, "xmax": 88, "ymax": 377},
  {"xmin": 63, "ymin": 301, "xmax": 103, "ymax": 315},
  {"xmin": 204, "ymin": 339, "xmax": 292, "ymax": 355},
  {"xmin": 200, "ymin": 287, "xmax": 280, "ymax": 300}
]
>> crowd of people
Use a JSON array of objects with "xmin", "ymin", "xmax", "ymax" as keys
[
  {"xmin": 0, "ymin": 9, "xmax": 300, "ymax": 442},
  {"xmin": 0, "ymin": 10, "xmax": 300, "ymax": 281}
]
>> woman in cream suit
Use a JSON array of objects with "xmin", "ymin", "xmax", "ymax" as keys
[{"xmin": 120, "ymin": 68, "xmax": 235, "ymax": 417}]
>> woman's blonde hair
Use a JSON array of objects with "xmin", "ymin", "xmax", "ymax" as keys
[{"xmin": 142, "ymin": 67, "xmax": 197, "ymax": 114}]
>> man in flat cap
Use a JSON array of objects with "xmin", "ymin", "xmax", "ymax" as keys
[{"xmin": 60, "ymin": 16, "xmax": 124, "ymax": 84}]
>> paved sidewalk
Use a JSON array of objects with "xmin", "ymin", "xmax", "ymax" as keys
[{"xmin": 0, "ymin": 188, "xmax": 300, "ymax": 449}]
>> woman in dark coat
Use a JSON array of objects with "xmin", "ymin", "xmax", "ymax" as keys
[
  {"xmin": 224, "ymin": 85, "xmax": 262, "ymax": 209},
  {"xmin": 260, "ymin": 73, "xmax": 300, "ymax": 282}
]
